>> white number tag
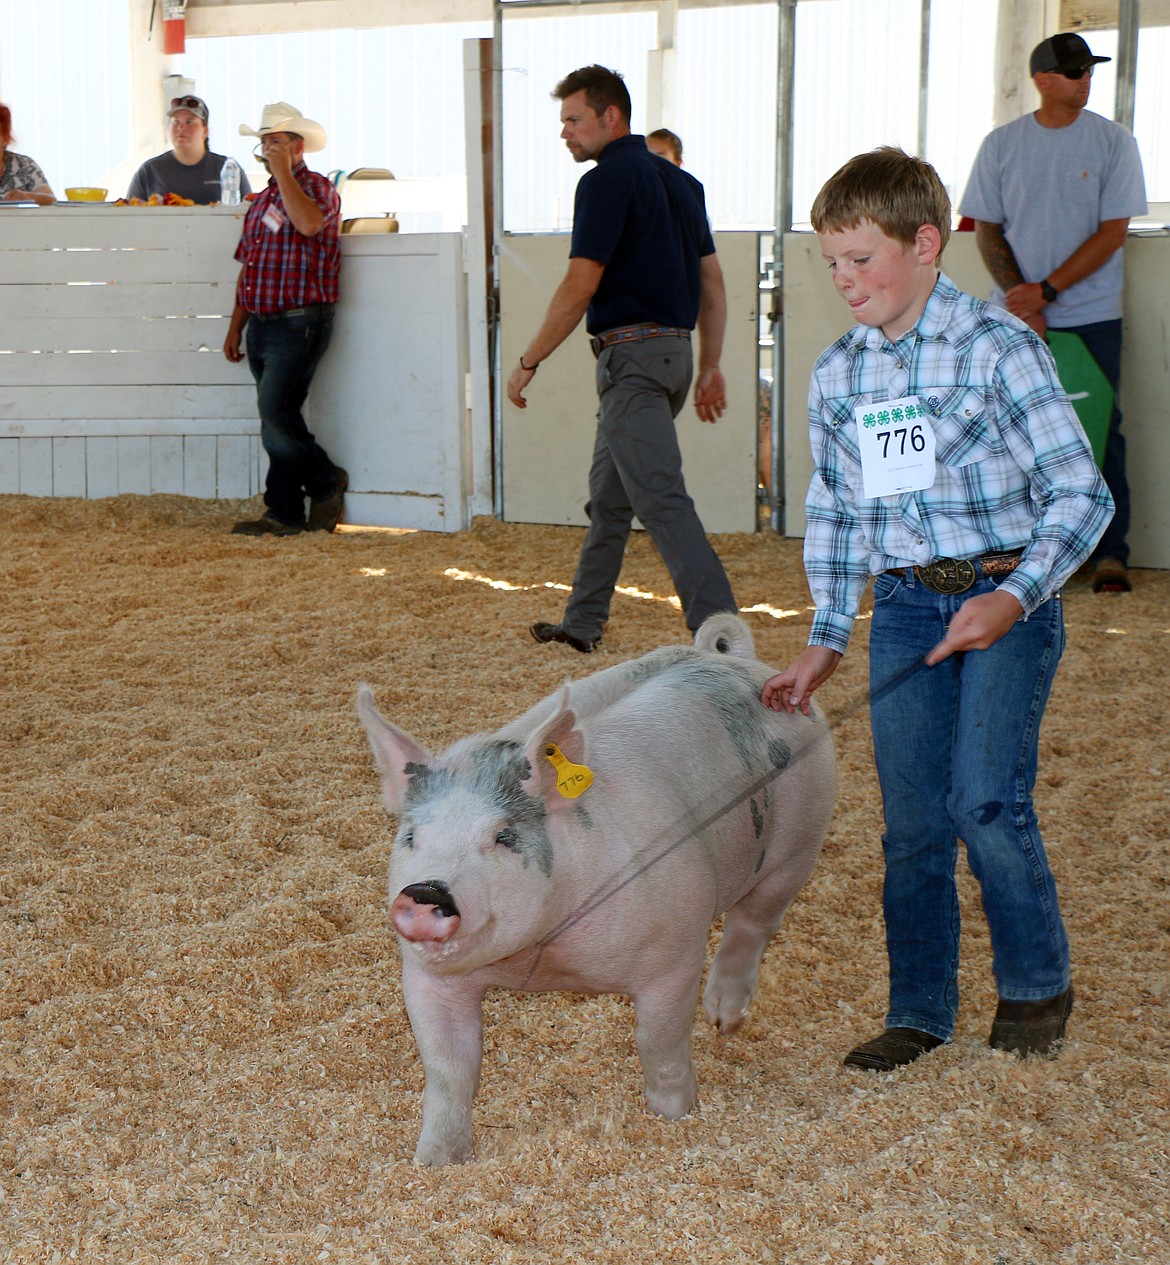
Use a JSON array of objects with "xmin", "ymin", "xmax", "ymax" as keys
[{"xmin": 856, "ymin": 396, "xmax": 937, "ymax": 499}]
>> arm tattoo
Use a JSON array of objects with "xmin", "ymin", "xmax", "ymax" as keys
[{"xmin": 974, "ymin": 222, "xmax": 1026, "ymax": 291}]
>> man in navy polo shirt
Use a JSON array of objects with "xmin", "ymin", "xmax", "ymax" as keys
[{"xmin": 507, "ymin": 64, "xmax": 737, "ymax": 652}]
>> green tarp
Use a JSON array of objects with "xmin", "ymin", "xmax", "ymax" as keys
[{"xmin": 1047, "ymin": 330, "xmax": 1112, "ymax": 468}]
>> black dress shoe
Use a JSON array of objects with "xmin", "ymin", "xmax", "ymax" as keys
[
  {"xmin": 843, "ymin": 1027, "xmax": 944, "ymax": 1072},
  {"xmin": 530, "ymin": 621, "xmax": 599, "ymax": 654},
  {"xmin": 989, "ymin": 985, "xmax": 1074, "ymax": 1058}
]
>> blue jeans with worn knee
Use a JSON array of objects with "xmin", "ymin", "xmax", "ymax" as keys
[
  {"xmin": 246, "ymin": 309, "xmax": 337, "ymax": 525},
  {"xmin": 868, "ymin": 568, "xmax": 1069, "ymax": 1041}
]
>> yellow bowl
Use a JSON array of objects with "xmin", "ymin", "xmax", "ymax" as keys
[{"xmin": 65, "ymin": 187, "xmax": 108, "ymax": 202}]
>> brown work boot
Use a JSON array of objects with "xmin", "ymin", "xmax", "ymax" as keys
[
  {"xmin": 231, "ymin": 513, "xmax": 304, "ymax": 537},
  {"xmin": 307, "ymin": 467, "xmax": 348, "ymax": 532},
  {"xmin": 1090, "ymin": 557, "xmax": 1131, "ymax": 593},
  {"xmin": 843, "ymin": 1027, "xmax": 944, "ymax": 1072},
  {"xmin": 989, "ymin": 985, "xmax": 1074, "ymax": 1058}
]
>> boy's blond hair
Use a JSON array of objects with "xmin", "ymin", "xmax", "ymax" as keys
[{"xmin": 811, "ymin": 146, "xmax": 951, "ymax": 255}]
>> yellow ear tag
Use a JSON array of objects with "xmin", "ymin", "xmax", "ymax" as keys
[{"xmin": 544, "ymin": 742, "xmax": 594, "ymax": 799}]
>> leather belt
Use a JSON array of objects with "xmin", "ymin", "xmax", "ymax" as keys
[
  {"xmin": 249, "ymin": 303, "xmax": 336, "ymax": 323},
  {"xmin": 884, "ymin": 550, "xmax": 1024, "ymax": 595},
  {"xmin": 589, "ymin": 323, "xmax": 691, "ymax": 357}
]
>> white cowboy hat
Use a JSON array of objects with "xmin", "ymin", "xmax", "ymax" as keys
[{"xmin": 239, "ymin": 101, "xmax": 327, "ymax": 153}]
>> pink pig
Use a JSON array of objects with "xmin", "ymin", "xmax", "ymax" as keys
[{"xmin": 358, "ymin": 614, "xmax": 836, "ymax": 1164}]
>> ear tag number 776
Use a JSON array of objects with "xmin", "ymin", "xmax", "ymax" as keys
[{"xmin": 544, "ymin": 743, "xmax": 594, "ymax": 799}]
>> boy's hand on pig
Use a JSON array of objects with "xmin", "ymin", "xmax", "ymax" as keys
[{"xmin": 761, "ymin": 645, "xmax": 842, "ymax": 715}]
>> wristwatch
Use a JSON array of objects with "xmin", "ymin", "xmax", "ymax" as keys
[{"xmin": 1040, "ymin": 279, "xmax": 1059, "ymax": 304}]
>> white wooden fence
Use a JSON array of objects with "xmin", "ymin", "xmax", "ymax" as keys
[
  {"xmin": 0, "ymin": 206, "xmax": 479, "ymax": 532},
  {"xmin": 0, "ymin": 206, "xmax": 260, "ymax": 499}
]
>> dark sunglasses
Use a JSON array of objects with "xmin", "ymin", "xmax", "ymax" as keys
[
  {"xmin": 171, "ymin": 95, "xmax": 206, "ymax": 112},
  {"xmin": 1057, "ymin": 65, "xmax": 1092, "ymax": 80}
]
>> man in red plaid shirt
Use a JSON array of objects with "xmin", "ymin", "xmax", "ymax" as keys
[{"xmin": 224, "ymin": 102, "xmax": 347, "ymax": 536}]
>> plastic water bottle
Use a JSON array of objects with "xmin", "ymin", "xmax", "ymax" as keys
[{"xmin": 220, "ymin": 157, "xmax": 241, "ymax": 206}]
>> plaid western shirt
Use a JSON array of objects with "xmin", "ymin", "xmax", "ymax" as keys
[
  {"xmin": 234, "ymin": 162, "xmax": 340, "ymax": 315},
  {"xmin": 804, "ymin": 273, "xmax": 1114, "ymax": 654}
]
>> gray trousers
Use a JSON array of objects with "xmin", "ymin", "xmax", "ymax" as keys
[{"xmin": 561, "ymin": 335, "xmax": 736, "ymax": 640}]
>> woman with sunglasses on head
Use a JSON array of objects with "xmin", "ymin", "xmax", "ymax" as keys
[
  {"xmin": 127, "ymin": 95, "xmax": 251, "ymax": 205},
  {"xmin": 1, "ymin": 103, "xmax": 56, "ymax": 204},
  {"xmin": 960, "ymin": 32, "xmax": 1147, "ymax": 596}
]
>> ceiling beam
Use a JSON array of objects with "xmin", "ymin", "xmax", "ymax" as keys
[
  {"xmin": 185, "ymin": 0, "xmax": 775, "ymax": 39},
  {"xmin": 187, "ymin": 0, "xmax": 491, "ymax": 37}
]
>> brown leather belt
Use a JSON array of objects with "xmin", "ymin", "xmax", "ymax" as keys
[
  {"xmin": 884, "ymin": 550, "xmax": 1024, "ymax": 595},
  {"xmin": 589, "ymin": 323, "xmax": 691, "ymax": 357}
]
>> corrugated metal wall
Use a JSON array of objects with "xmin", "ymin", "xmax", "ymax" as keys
[
  {"xmin": 181, "ymin": 23, "xmax": 489, "ymax": 186},
  {"xmin": 2, "ymin": 3, "xmax": 1165, "ymax": 223},
  {"xmin": 0, "ymin": 0, "xmax": 133, "ymax": 194}
]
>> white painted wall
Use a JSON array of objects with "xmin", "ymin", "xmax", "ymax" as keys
[
  {"xmin": 498, "ymin": 232, "xmax": 762, "ymax": 535},
  {"xmin": 308, "ymin": 233, "xmax": 475, "ymax": 532},
  {"xmin": 5, "ymin": 3, "xmax": 1168, "ymax": 221},
  {"xmin": 0, "ymin": 206, "xmax": 259, "ymax": 499},
  {"xmin": 781, "ymin": 231, "xmax": 1170, "ymax": 571}
]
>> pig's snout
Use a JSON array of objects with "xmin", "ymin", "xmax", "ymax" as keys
[{"xmin": 392, "ymin": 881, "xmax": 462, "ymax": 942}]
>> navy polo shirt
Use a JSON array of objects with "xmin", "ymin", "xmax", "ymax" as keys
[{"xmin": 570, "ymin": 134, "xmax": 716, "ymax": 335}]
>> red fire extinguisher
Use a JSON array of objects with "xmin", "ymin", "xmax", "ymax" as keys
[{"xmin": 163, "ymin": 0, "xmax": 187, "ymax": 55}]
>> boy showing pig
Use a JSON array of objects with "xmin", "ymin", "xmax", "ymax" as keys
[{"xmin": 762, "ymin": 148, "xmax": 1112, "ymax": 1071}]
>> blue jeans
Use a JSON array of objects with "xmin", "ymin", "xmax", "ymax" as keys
[
  {"xmin": 1062, "ymin": 319, "xmax": 1128, "ymax": 565},
  {"xmin": 246, "ymin": 308, "xmax": 338, "ymax": 525},
  {"xmin": 561, "ymin": 336, "xmax": 736, "ymax": 639},
  {"xmin": 868, "ymin": 568, "xmax": 1069, "ymax": 1041}
]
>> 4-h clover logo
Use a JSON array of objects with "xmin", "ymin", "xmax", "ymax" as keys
[{"xmin": 862, "ymin": 400, "xmax": 924, "ymax": 429}]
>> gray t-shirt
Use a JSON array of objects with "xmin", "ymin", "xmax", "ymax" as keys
[
  {"xmin": 960, "ymin": 109, "xmax": 1147, "ymax": 327},
  {"xmin": 126, "ymin": 150, "xmax": 252, "ymax": 205}
]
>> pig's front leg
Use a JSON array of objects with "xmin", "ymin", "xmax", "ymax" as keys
[
  {"xmin": 401, "ymin": 961, "xmax": 486, "ymax": 1165},
  {"xmin": 631, "ymin": 956, "xmax": 705, "ymax": 1120}
]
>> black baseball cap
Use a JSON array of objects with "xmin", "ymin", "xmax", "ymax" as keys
[{"xmin": 1029, "ymin": 32, "xmax": 1110, "ymax": 76}]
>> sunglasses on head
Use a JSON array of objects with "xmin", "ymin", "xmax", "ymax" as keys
[
  {"xmin": 171, "ymin": 96, "xmax": 205, "ymax": 112},
  {"xmin": 1057, "ymin": 65, "xmax": 1092, "ymax": 80}
]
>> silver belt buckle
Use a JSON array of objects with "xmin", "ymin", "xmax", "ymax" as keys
[{"xmin": 915, "ymin": 558, "xmax": 977, "ymax": 595}]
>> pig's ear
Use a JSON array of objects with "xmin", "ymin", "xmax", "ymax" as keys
[
  {"xmin": 357, "ymin": 685, "xmax": 434, "ymax": 813},
  {"xmin": 521, "ymin": 688, "xmax": 586, "ymax": 812}
]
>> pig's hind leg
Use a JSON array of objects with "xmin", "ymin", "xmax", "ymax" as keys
[{"xmin": 703, "ymin": 864, "xmax": 809, "ymax": 1034}]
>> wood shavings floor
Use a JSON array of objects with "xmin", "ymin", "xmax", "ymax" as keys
[{"xmin": 1, "ymin": 495, "xmax": 1166, "ymax": 1264}]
